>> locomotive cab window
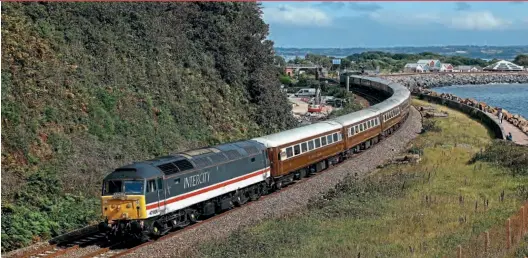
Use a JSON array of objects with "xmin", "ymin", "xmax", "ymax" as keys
[
  {"xmin": 103, "ymin": 179, "xmax": 145, "ymax": 195},
  {"xmin": 157, "ymin": 178, "xmax": 163, "ymax": 190},
  {"xmin": 333, "ymin": 133, "xmax": 338, "ymax": 142},
  {"xmin": 147, "ymin": 179, "xmax": 156, "ymax": 193}
]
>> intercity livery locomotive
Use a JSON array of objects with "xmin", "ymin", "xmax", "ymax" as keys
[{"xmin": 99, "ymin": 76, "xmax": 411, "ymax": 241}]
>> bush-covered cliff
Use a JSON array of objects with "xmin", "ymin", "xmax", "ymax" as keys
[{"xmin": 1, "ymin": 2, "xmax": 296, "ymax": 251}]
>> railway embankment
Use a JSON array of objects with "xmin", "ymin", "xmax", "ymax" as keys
[
  {"xmin": 381, "ymin": 72, "xmax": 528, "ymax": 90},
  {"xmin": 116, "ymin": 104, "xmax": 423, "ymax": 258},
  {"xmin": 192, "ymin": 99, "xmax": 528, "ymax": 258}
]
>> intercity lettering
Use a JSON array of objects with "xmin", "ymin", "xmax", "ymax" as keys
[{"xmin": 184, "ymin": 172, "xmax": 210, "ymax": 189}]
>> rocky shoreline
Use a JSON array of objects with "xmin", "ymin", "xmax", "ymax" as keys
[
  {"xmin": 382, "ymin": 73, "xmax": 528, "ymax": 90},
  {"xmin": 381, "ymin": 73, "xmax": 528, "ymax": 136}
]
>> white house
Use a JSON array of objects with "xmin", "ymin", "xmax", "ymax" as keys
[
  {"xmin": 417, "ymin": 59, "xmax": 442, "ymax": 71},
  {"xmin": 403, "ymin": 63, "xmax": 424, "ymax": 73},
  {"xmin": 440, "ymin": 63, "xmax": 454, "ymax": 72},
  {"xmin": 483, "ymin": 60, "xmax": 524, "ymax": 71},
  {"xmin": 454, "ymin": 65, "xmax": 480, "ymax": 72}
]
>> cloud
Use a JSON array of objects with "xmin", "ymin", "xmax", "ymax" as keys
[
  {"xmin": 454, "ymin": 2, "xmax": 471, "ymax": 11},
  {"xmin": 369, "ymin": 10, "xmax": 511, "ymax": 31},
  {"xmin": 449, "ymin": 11, "xmax": 511, "ymax": 30},
  {"xmin": 262, "ymin": 5, "xmax": 332, "ymax": 27},
  {"xmin": 314, "ymin": 1, "xmax": 346, "ymax": 10},
  {"xmin": 348, "ymin": 2, "xmax": 383, "ymax": 12}
]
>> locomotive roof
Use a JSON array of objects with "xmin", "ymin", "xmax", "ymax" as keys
[
  {"xmin": 252, "ymin": 121, "xmax": 342, "ymax": 148},
  {"xmin": 104, "ymin": 140, "xmax": 266, "ymax": 180}
]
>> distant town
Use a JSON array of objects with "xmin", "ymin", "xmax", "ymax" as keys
[{"xmin": 275, "ymin": 45, "xmax": 528, "ymax": 62}]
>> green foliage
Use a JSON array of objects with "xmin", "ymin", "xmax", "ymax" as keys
[
  {"xmin": 471, "ymin": 140, "xmax": 528, "ymax": 176},
  {"xmin": 422, "ymin": 119, "xmax": 442, "ymax": 133},
  {"xmin": 278, "ymin": 75, "xmax": 292, "ymax": 86},
  {"xmin": 344, "ymin": 51, "xmax": 492, "ymax": 72},
  {"xmin": 1, "ymin": 2, "xmax": 296, "ymax": 251},
  {"xmin": 513, "ymin": 54, "xmax": 528, "ymax": 67}
]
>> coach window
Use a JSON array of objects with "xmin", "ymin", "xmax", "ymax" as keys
[
  {"xmin": 355, "ymin": 125, "xmax": 359, "ymax": 133},
  {"xmin": 333, "ymin": 133, "xmax": 338, "ymax": 142},
  {"xmin": 147, "ymin": 179, "xmax": 156, "ymax": 193},
  {"xmin": 360, "ymin": 124, "xmax": 364, "ymax": 131},
  {"xmin": 301, "ymin": 142, "xmax": 308, "ymax": 153},
  {"xmin": 294, "ymin": 145, "xmax": 301, "ymax": 155},
  {"xmin": 327, "ymin": 135, "xmax": 333, "ymax": 144},
  {"xmin": 286, "ymin": 147, "xmax": 293, "ymax": 158},
  {"xmin": 308, "ymin": 140, "xmax": 314, "ymax": 150},
  {"xmin": 314, "ymin": 138, "xmax": 321, "ymax": 148},
  {"xmin": 321, "ymin": 136, "xmax": 327, "ymax": 146}
]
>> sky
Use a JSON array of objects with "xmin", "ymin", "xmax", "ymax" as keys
[{"xmin": 260, "ymin": 1, "xmax": 528, "ymax": 48}]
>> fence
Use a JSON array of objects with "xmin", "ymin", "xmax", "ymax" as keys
[{"xmin": 449, "ymin": 201, "xmax": 528, "ymax": 258}]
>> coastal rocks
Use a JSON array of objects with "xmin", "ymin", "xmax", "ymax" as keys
[{"xmin": 382, "ymin": 73, "xmax": 528, "ymax": 91}]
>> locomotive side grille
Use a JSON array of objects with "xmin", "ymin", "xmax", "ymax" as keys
[
  {"xmin": 209, "ymin": 153, "xmax": 228, "ymax": 163},
  {"xmin": 242, "ymin": 146, "xmax": 259, "ymax": 156},
  {"xmin": 157, "ymin": 163, "xmax": 179, "ymax": 175},
  {"xmin": 173, "ymin": 159, "xmax": 194, "ymax": 172},
  {"xmin": 192, "ymin": 157, "xmax": 213, "ymax": 168},
  {"xmin": 224, "ymin": 150, "xmax": 242, "ymax": 160}
]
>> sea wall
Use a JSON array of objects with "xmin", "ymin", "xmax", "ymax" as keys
[
  {"xmin": 416, "ymin": 93, "xmax": 506, "ymax": 140},
  {"xmin": 382, "ymin": 73, "xmax": 528, "ymax": 90},
  {"xmin": 382, "ymin": 73, "xmax": 528, "ymax": 136}
]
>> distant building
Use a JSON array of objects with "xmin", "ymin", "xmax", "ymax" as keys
[
  {"xmin": 440, "ymin": 63, "xmax": 453, "ymax": 72},
  {"xmin": 417, "ymin": 59, "xmax": 442, "ymax": 71},
  {"xmin": 483, "ymin": 60, "xmax": 524, "ymax": 72},
  {"xmin": 403, "ymin": 63, "xmax": 424, "ymax": 73},
  {"xmin": 454, "ymin": 65, "xmax": 480, "ymax": 72}
]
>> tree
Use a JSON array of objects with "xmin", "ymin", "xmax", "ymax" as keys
[
  {"xmin": 513, "ymin": 54, "xmax": 528, "ymax": 66},
  {"xmin": 274, "ymin": 55, "xmax": 286, "ymax": 67}
]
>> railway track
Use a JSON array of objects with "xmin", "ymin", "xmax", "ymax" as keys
[
  {"xmin": 76, "ymin": 111, "xmax": 412, "ymax": 258},
  {"xmin": 10, "ymin": 232, "xmax": 107, "ymax": 258}
]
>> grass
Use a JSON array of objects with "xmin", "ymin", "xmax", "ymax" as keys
[{"xmin": 195, "ymin": 98, "xmax": 528, "ymax": 258}]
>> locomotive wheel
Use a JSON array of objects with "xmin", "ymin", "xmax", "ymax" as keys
[
  {"xmin": 276, "ymin": 180, "xmax": 283, "ymax": 190},
  {"xmin": 249, "ymin": 186, "xmax": 261, "ymax": 201},
  {"xmin": 234, "ymin": 191, "xmax": 249, "ymax": 207}
]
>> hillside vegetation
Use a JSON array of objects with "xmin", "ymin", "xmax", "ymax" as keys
[{"xmin": 1, "ymin": 2, "xmax": 296, "ymax": 251}]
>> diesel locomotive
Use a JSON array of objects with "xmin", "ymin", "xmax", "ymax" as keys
[{"xmin": 98, "ymin": 76, "xmax": 411, "ymax": 241}]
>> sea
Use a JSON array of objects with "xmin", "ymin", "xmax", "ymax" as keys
[{"xmin": 434, "ymin": 83, "xmax": 528, "ymax": 118}]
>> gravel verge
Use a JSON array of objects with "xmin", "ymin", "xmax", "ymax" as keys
[{"xmin": 121, "ymin": 107, "xmax": 422, "ymax": 258}]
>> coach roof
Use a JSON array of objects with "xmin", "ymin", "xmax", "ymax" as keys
[{"xmin": 252, "ymin": 120, "xmax": 342, "ymax": 148}]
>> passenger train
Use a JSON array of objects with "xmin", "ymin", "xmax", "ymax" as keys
[{"xmin": 98, "ymin": 76, "xmax": 411, "ymax": 241}]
